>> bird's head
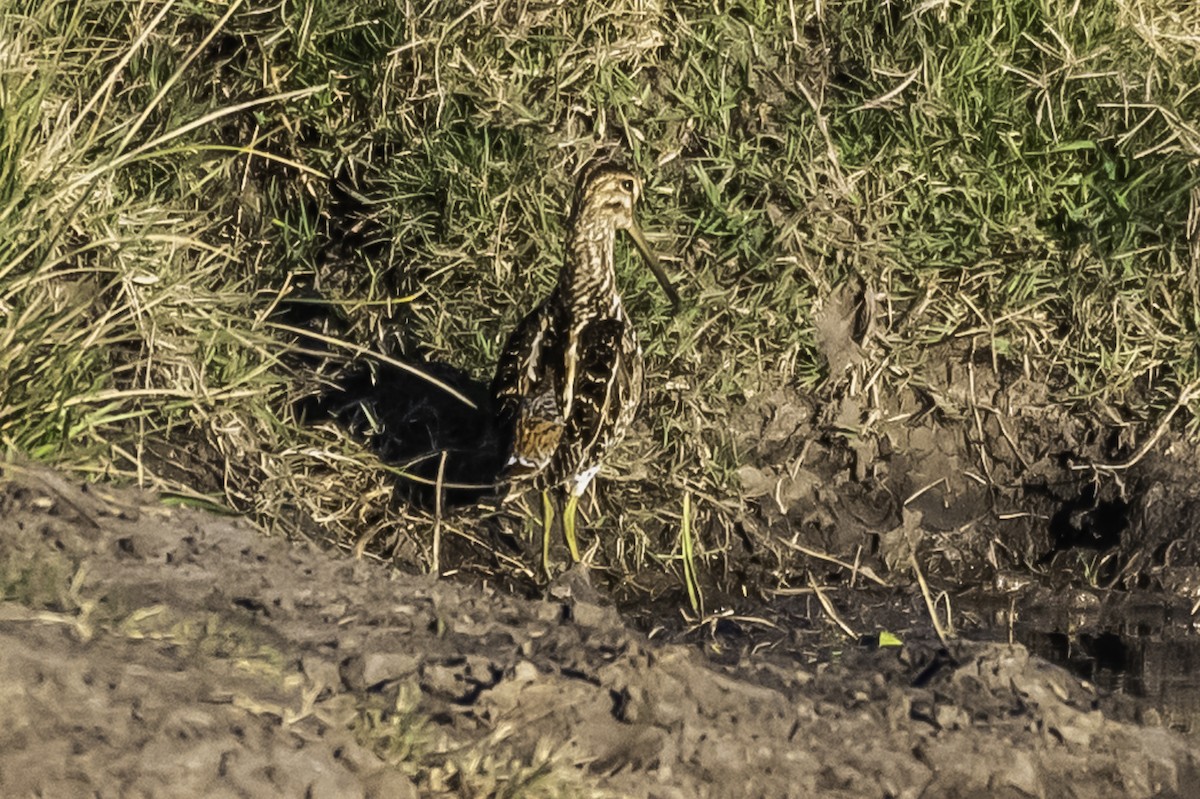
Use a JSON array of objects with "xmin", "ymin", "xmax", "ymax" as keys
[
  {"xmin": 571, "ymin": 161, "xmax": 680, "ymax": 309},
  {"xmin": 575, "ymin": 165, "xmax": 644, "ymax": 232}
]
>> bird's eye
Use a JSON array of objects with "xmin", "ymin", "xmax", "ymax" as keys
[{"xmin": 621, "ymin": 179, "xmax": 635, "ymax": 193}]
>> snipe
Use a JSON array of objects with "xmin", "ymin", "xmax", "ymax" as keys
[{"xmin": 492, "ymin": 159, "xmax": 678, "ymax": 572}]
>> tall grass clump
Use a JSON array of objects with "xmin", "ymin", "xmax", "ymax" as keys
[{"xmin": 0, "ymin": 0, "xmax": 321, "ymax": 506}]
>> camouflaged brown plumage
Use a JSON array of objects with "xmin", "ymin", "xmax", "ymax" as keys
[{"xmin": 492, "ymin": 159, "xmax": 679, "ymax": 569}]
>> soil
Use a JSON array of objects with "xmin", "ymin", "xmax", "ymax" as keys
[{"xmin": 3, "ymin": 460, "xmax": 1200, "ymax": 798}]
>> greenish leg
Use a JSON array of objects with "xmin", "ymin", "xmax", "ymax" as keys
[
  {"xmin": 541, "ymin": 490, "xmax": 554, "ymax": 578},
  {"xmin": 562, "ymin": 492, "xmax": 582, "ymax": 562}
]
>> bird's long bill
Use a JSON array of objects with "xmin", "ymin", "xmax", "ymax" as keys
[{"xmin": 626, "ymin": 222, "xmax": 681, "ymax": 311}]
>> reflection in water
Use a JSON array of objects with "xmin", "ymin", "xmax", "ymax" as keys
[{"xmin": 983, "ymin": 596, "xmax": 1200, "ymax": 736}]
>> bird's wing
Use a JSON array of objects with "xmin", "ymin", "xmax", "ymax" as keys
[
  {"xmin": 558, "ymin": 316, "xmax": 634, "ymax": 472},
  {"xmin": 492, "ymin": 301, "xmax": 553, "ymax": 419},
  {"xmin": 492, "ymin": 303, "xmax": 566, "ymax": 478}
]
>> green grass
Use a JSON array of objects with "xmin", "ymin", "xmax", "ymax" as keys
[{"xmin": 2, "ymin": 0, "xmax": 1199, "ymax": 587}]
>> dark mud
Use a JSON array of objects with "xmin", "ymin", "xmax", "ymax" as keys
[
  {"xmin": 701, "ymin": 331, "xmax": 1200, "ymax": 742},
  {"xmin": 3, "ymin": 462, "xmax": 1199, "ymax": 798}
]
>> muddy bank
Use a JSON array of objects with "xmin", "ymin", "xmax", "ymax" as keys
[{"xmin": 2, "ymin": 462, "xmax": 1198, "ymax": 797}]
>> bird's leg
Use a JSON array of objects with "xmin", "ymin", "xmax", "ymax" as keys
[
  {"xmin": 563, "ymin": 466, "xmax": 598, "ymax": 563},
  {"xmin": 541, "ymin": 490, "xmax": 555, "ymax": 578},
  {"xmin": 562, "ymin": 492, "xmax": 582, "ymax": 562}
]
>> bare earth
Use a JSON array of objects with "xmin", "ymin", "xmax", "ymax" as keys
[{"xmin": 1, "ymin": 462, "xmax": 1197, "ymax": 798}]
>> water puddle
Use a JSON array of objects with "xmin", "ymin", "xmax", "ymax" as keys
[{"xmin": 633, "ymin": 583, "xmax": 1200, "ymax": 737}]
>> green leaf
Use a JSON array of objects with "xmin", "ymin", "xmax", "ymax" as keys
[{"xmin": 878, "ymin": 631, "xmax": 903, "ymax": 647}]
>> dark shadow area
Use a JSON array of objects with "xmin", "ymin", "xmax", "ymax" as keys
[
  {"xmin": 295, "ymin": 355, "xmax": 507, "ymax": 509},
  {"xmin": 1048, "ymin": 484, "xmax": 1129, "ymax": 552},
  {"xmin": 279, "ymin": 165, "xmax": 510, "ymax": 511},
  {"xmin": 1080, "ymin": 631, "xmax": 1131, "ymax": 680}
]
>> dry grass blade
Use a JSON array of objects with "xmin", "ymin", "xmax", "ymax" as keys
[
  {"xmin": 909, "ymin": 551, "xmax": 952, "ymax": 646},
  {"xmin": 779, "ymin": 537, "xmax": 889, "ymax": 587},
  {"xmin": 267, "ymin": 322, "xmax": 477, "ymax": 408},
  {"xmin": 1071, "ymin": 378, "xmax": 1200, "ymax": 473},
  {"xmin": 810, "ymin": 578, "xmax": 857, "ymax": 640}
]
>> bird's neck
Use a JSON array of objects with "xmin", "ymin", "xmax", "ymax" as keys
[{"xmin": 558, "ymin": 223, "xmax": 619, "ymax": 317}]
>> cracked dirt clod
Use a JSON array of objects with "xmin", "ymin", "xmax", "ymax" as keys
[{"xmin": 1, "ymin": 463, "xmax": 1197, "ymax": 798}]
